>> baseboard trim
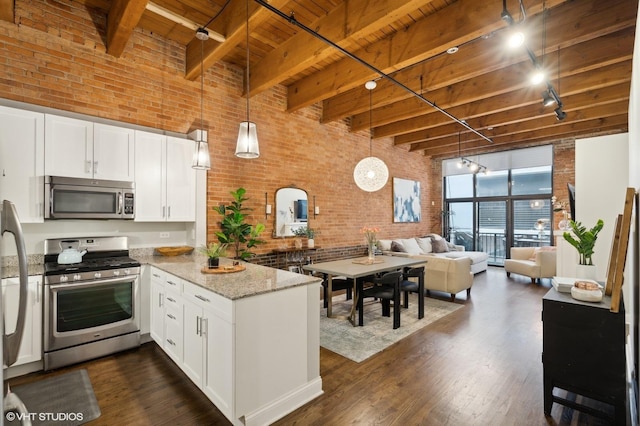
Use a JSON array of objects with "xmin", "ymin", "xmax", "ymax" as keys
[{"xmin": 243, "ymin": 377, "xmax": 323, "ymax": 426}]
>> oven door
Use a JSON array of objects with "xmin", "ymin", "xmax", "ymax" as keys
[{"xmin": 44, "ymin": 275, "xmax": 140, "ymax": 352}]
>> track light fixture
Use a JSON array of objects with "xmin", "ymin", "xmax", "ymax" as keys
[{"xmin": 502, "ymin": 0, "xmax": 566, "ymax": 121}]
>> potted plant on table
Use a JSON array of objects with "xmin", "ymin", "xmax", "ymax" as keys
[
  {"xmin": 199, "ymin": 242, "xmax": 228, "ymax": 269},
  {"xmin": 293, "ymin": 226, "xmax": 317, "ymax": 248},
  {"xmin": 563, "ymin": 219, "xmax": 604, "ymax": 279},
  {"xmin": 213, "ymin": 187, "xmax": 266, "ymax": 260}
]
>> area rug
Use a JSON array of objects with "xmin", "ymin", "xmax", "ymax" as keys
[
  {"xmin": 8, "ymin": 369, "xmax": 101, "ymax": 426},
  {"xmin": 320, "ymin": 294, "xmax": 463, "ymax": 362}
]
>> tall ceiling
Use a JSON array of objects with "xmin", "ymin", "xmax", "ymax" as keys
[{"xmin": 6, "ymin": 0, "xmax": 636, "ymax": 159}]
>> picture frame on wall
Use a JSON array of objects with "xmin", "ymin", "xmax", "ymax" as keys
[{"xmin": 393, "ymin": 177, "xmax": 421, "ymax": 223}]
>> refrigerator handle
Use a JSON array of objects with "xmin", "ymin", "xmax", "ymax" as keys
[{"xmin": 1, "ymin": 200, "xmax": 28, "ymax": 367}]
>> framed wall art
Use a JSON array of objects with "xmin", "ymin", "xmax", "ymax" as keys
[{"xmin": 393, "ymin": 177, "xmax": 421, "ymax": 223}]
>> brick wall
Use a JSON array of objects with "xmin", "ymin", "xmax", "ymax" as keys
[{"xmin": 0, "ymin": 0, "xmax": 435, "ymax": 258}]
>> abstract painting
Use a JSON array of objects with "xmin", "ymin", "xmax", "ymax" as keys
[{"xmin": 393, "ymin": 177, "xmax": 421, "ymax": 223}]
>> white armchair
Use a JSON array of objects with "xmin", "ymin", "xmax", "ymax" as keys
[
  {"xmin": 421, "ymin": 256, "xmax": 473, "ymax": 302},
  {"xmin": 504, "ymin": 246, "xmax": 557, "ymax": 283}
]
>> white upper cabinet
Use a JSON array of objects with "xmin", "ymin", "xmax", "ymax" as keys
[
  {"xmin": 165, "ymin": 136, "xmax": 196, "ymax": 222},
  {"xmin": 45, "ymin": 115, "xmax": 134, "ymax": 181},
  {"xmin": 93, "ymin": 123, "xmax": 135, "ymax": 181},
  {"xmin": 134, "ymin": 131, "xmax": 195, "ymax": 222},
  {"xmin": 0, "ymin": 106, "xmax": 45, "ymax": 223}
]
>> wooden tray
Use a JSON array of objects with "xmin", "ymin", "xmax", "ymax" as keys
[
  {"xmin": 155, "ymin": 246, "xmax": 194, "ymax": 256},
  {"xmin": 352, "ymin": 258, "xmax": 384, "ymax": 265},
  {"xmin": 201, "ymin": 265, "xmax": 246, "ymax": 274}
]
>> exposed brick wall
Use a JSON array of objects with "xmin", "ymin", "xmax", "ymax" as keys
[{"xmin": 1, "ymin": 0, "xmax": 435, "ymax": 259}]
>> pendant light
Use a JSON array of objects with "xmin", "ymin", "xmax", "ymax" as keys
[
  {"xmin": 192, "ymin": 27, "xmax": 211, "ymax": 170},
  {"xmin": 353, "ymin": 80, "xmax": 388, "ymax": 192},
  {"xmin": 235, "ymin": 0, "xmax": 259, "ymax": 159}
]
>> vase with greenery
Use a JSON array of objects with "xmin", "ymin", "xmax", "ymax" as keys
[
  {"xmin": 199, "ymin": 242, "xmax": 228, "ymax": 269},
  {"xmin": 213, "ymin": 187, "xmax": 266, "ymax": 260},
  {"xmin": 293, "ymin": 226, "xmax": 316, "ymax": 247},
  {"xmin": 563, "ymin": 219, "xmax": 604, "ymax": 279}
]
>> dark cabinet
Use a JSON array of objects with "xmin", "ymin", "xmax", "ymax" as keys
[{"xmin": 542, "ymin": 288, "xmax": 627, "ymax": 424}]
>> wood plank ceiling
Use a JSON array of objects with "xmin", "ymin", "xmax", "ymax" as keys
[{"xmin": 5, "ymin": 0, "xmax": 636, "ymax": 160}]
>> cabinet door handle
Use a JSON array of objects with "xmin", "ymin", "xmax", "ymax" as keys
[
  {"xmin": 196, "ymin": 316, "xmax": 201, "ymax": 336},
  {"xmin": 195, "ymin": 294, "xmax": 210, "ymax": 303},
  {"xmin": 94, "ymin": 161, "xmax": 99, "ymax": 174},
  {"xmin": 159, "ymin": 293, "xmax": 164, "ymax": 307},
  {"xmin": 162, "ymin": 206, "xmax": 166, "ymax": 218},
  {"xmin": 167, "ymin": 206, "xmax": 171, "ymax": 218},
  {"xmin": 166, "ymin": 338, "xmax": 175, "ymax": 346},
  {"xmin": 201, "ymin": 317, "xmax": 207, "ymax": 337},
  {"xmin": 85, "ymin": 160, "xmax": 92, "ymax": 173},
  {"xmin": 152, "ymin": 273, "xmax": 160, "ymax": 278},
  {"xmin": 167, "ymin": 280, "xmax": 177, "ymax": 287},
  {"xmin": 167, "ymin": 296, "xmax": 176, "ymax": 303},
  {"xmin": 167, "ymin": 313, "xmax": 176, "ymax": 320}
]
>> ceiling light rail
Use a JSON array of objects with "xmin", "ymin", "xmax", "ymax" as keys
[{"xmin": 254, "ymin": 0, "xmax": 493, "ymax": 144}]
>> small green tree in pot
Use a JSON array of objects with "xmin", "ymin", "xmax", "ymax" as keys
[
  {"xmin": 199, "ymin": 242, "xmax": 228, "ymax": 269},
  {"xmin": 563, "ymin": 219, "xmax": 604, "ymax": 266},
  {"xmin": 213, "ymin": 187, "xmax": 266, "ymax": 260}
]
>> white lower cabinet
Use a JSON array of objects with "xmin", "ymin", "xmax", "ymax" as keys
[{"xmin": 2, "ymin": 275, "xmax": 42, "ymax": 366}]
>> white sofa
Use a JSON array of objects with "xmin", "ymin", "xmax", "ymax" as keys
[{"xmin": 378, "ymin": 235, "xmax": 489, "ymax": 275}]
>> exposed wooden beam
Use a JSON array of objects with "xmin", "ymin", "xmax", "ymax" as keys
[
  {"xmin": 371, "ymin": 55, "xmax": 632, "ymax": 139},
  {"xmin": 248, "ymin": 0, "xmax": 437, "ymax": 96},
  {"xmin": 107, "ymin": 0, "xmax": 149, "ymax": 57},
  {"xmin": 327, "ymin": 0, "xmax": 637, "ymax": 125},
  {"xmin": 416, "ymin": 114, "xmax": 628, "ymax": 157},
  {"xmin": 185, "ymin": 0, "xmax": 291, "ymax": 81},
  {"xmin": 285, "ymin": 0, "xmax": 569, "ymax": 112},
  {"xmin": 0, "ymin": 0, "xmax": 13, "ymax": 22},
  {"xmin": 395, "ymin": 83, "xmax": 631, "ymax": 145}
]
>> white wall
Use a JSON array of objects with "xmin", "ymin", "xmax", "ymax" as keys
[{"xmin": 575, "ymin": 133, "xmax": 629, "ymax": 281}]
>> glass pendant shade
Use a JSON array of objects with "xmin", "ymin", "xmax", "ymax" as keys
[
  {"xmin": 353, "ymin": 156, "xmax": 389, "ymax": 192},
  {"xmin": 192, "ymin": 140, "xmax": 211, "ymax": 169},
  {"xmin": 235, "ymin": 121, "xmax": 259, "ymax": 158}
]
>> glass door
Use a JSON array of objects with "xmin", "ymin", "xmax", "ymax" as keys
[
  {"xmin": 511, "ymin": 199, "xmax": 552, "ymax": 249},
  {"xmin": 447, "ymin": 202, "xmax": 474, "ymax": 250},
  {"xmin": 477, "ymin": 201, "xmax": 507, "ymax": 265}
]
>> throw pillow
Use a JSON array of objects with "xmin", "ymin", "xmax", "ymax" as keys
[
  {"xmin": 377, "ymin": 239, "xmax": 392, "ymax": 252},
  {"xmin": 431, "ymin": 238, "xmax": 450, "ymax": 253},
  {"xmin": 391, "ymin": 240, "xmax": 406, "ymax": 252},
  {"xmin": 416, "ymin": 237, "xmax": 433, "ymax": 254},
  {"xmin": 399, "ymin": 238, "xmax": 422, "ymax": 255},
  {"xmin": 529, "ymin": 246, "xmax": 556, "ymax": 261}
]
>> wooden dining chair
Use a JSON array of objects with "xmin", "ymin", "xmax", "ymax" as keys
[
  {"xmin": 400, "ymin": 266, "xmax": 425, "ymax": 319},
  {"xmin": 357, "ymin": 270, "xmax": 403, "ymax": 329}
]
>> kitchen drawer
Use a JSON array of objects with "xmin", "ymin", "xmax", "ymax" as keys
[
  {"xmin": 150, "ymin": 267, "xmax": 166, "ymax": 284},
  {"xmin": 164, "ymin": 274, "xmax": 182, "ymax": 293},
  {"xmin": 164, "ymin": 291, "xmax": 181, "ymax": 312},
  {"xmin": 183, "ymin": 281, "xmax": 232, "ymax": 323}
]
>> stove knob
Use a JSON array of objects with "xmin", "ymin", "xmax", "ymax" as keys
[
  {"xmin": 94, "ymin": 272, "xmax": 102, "ymax": 279},
  {"xmin": 124, "ymin": 269, "xmax": 130, "ymax": 275},
  {"xmin": 113, "ymin": 270, "xmax": 120, "ymax": 276},
  {"xmin": 60, "ymin": 275, "xmax": 68, "ymax": 282},
  {"xmin": 73, "ymin": 274, "xmax": 82, "ymax": 281}
]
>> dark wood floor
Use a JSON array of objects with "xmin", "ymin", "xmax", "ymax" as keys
[{"xmin": 9, "ymin": 267, "xmax": 622, "ymax": 425}]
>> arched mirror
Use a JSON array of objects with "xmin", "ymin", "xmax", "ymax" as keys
[{"xmin": 275, "ymin": 187, "xmax": 308, "ymax": 237}]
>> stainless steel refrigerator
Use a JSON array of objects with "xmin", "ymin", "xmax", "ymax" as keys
[{"xmin": 1, "ymin": 200, "xmax": 30, "ymax": 425}]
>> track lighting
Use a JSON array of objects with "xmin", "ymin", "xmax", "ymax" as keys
[
  {"xmin": 458, "ymin": 157, "xmax": 488, "ymax": 175},
  {"xmin": 542, "ymin": 90, "xmax": 555, "ymax": 107},
  {"xmin": 554, "ymin": 107, "xmax": 566, "ymax": 121}
]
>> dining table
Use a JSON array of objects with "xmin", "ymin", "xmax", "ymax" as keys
[{"xmin": 302, "ymin": 255, "xmax": 426, "ymax": 326}]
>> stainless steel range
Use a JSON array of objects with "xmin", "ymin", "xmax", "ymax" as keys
[{"xmin": 43, "ymin": 236, "xmax": 141, "ymax": 370}]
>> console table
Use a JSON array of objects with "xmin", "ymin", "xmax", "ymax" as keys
[
  {"xmin": 273, "ymin": 246, "xmax": 319, "ymax": 271},
  {"xmin": 542, "ymin": 288, "xmax": 626, "ymax": 424}
]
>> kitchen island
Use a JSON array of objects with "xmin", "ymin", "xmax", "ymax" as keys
[{"xmin": 141, "ymin": 254, "xmax": 323, "ymax": 426}]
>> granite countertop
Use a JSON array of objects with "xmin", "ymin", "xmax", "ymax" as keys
[
  {"xmin": 139, "ymin": 253, "xmax": 322, "ymax": 300},
  {"xmin": 1, "ymin": 252, "xmax": 321, "ymax": 301}
]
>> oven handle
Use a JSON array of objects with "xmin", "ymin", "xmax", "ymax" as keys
[{"xmin": 48, "ymin": 275, "xmax": 139, "ymax": 291}]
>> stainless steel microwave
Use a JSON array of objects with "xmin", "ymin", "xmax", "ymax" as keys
[{"xmin": 45, "ymin": 176, "xmax": 135, "ymax": 220}]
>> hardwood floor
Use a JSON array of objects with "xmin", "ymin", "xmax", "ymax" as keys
[{"xmin": 9, "ymin": 267, "xmax": 623, "ymax": 425}]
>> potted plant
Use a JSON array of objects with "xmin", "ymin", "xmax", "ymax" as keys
[
  {"xmin": 563, "ymin": 219, "xmax": 604, "ymax": 279},
  {"xmin": 199, "ymin": 242, "xmax": 228, "ymax": 269},
  {"xmin": 213, "ymin": 187, "xmax": 266, "ymax": 260},
  {"xmin": 293, "ymin": 226, "xmax": 316, "ymax": 248}
]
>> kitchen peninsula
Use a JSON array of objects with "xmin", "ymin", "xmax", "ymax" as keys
[{"xmin": 143, "ymin": 254, "xmax": 323, "ymax": 426}]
